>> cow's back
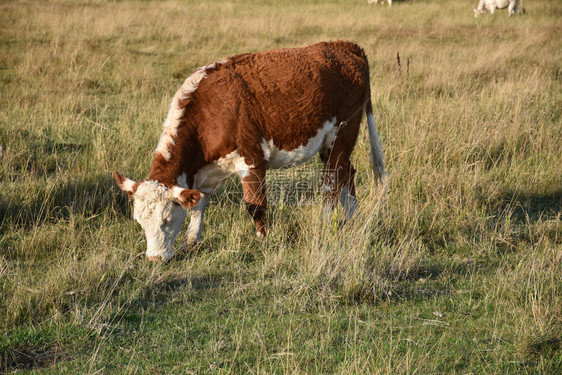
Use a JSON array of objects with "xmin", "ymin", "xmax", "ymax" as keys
[{"xmin": 193, "ymin": 41, "xmax": 370, "ymax": 157}]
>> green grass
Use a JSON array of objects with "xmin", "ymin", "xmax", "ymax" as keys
[{"xmin": 1, "ymin": 0, "xmax": 561, "ymax": 373}]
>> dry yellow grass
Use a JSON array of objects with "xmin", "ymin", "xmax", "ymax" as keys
[{"xmin": 1, "ymin": 0, "xmax": 561, "ymax": 373}]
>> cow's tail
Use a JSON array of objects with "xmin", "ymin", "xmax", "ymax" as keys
[{"xmin": 365, "ymin": 99, "xmax": 388, "ymax": 198}]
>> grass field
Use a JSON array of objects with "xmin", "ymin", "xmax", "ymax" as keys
[{"xmin": 1, "ymin": 0, "xmax": 561, "ymax": 373}]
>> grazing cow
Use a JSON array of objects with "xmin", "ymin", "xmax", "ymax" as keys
[
  {"xmin": 115, "ymin": 41, "xmax": 387, "ymax": 261},
  {"xmin": 474, "ymin": 0, "xmax": 520, "ymax": 16},
  {"xmin": 368, "ymin": 0, "xmax": 392, "ymax": 6}
]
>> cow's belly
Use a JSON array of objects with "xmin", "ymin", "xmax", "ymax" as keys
[
  {"xmin": 193, "ymin": 117, "xmax": 338, "ymax": 193},
  {"xmin": 193, "ymin": 150, "xmax": 254, "ymax": 194},
  {"xmin": 262, "ymin": 117, "xmax": 338, "ymax": 169},
  {"xmin": 489, "ymin": 0, "xmax": 510, "ymax": 8}
]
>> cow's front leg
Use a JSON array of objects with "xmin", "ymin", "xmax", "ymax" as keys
[
  {"xmin": 474, "ymin": 0, "xmax": 486, "ymax": 17},
  {"xmin": 508, "ymin": 0, "xmax": 518, "ymax": 15},
  {"xmin": 241, "ymin": 168, "xmax": 267, "ymax": 237},
  {"xmin": 185, "ymin": 194, "xmax": 209, "ymax": 246}
]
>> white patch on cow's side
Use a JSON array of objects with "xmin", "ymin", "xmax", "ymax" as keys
[
  {"xmin": 261, "ymin": 140, "xmax": 272, "ymax": 161},
  {"xmin": 185, "ymin": 194, "xmax": 209, "ymax": 246},
  {"xmin": 322, "ymin": 123, "xmax": 339, "ymax": 153},
  {"xmin": 132, "ymin": 180, "xmax": 187, "ymax": 260},
  {"xmin": 155, "ymin": 60, "xmax": 228, "ymax": 161},
  {"xmin": 218, "ymin": 151, "xmax": 254, "ymax": 179},
  {"xmin": 192, "ymin": 150, "xmax": 255, "ymax": 194},
  {"xmin": 261, "ymin": 117, "xmax": 338, "ymax": 169}
]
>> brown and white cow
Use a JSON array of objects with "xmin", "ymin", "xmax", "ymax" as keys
[{"xmin": 115, "ymin": 41, "xmax": 387, "ymax": 261}]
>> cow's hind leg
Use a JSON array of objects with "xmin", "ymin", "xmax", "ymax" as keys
[
  {"xmin": 241, "ymin": 167, "xmax": 267, "ymax": 237},
  {"xmin": 185, "ymin": 194, "xmax": 209, "ymax": 246},
  {"xmin": 339, "ymin": 163, "xmax": 359, "ymax": 220},
  {"xmin": 321, "ymin": 158, "xmax": 358, "ymax": 221},
  {"xmin": 320, "ymin": 118, "xmax": 360, "ymax": 221}
]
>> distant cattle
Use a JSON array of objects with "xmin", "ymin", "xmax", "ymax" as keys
[
  {"xmin": 368, "ymin": 0, "xmax": 392, "ymax": 6},
  {"xmin": 115, "ymin": 41, "xmax": 387, "ymax": 261},
  {"xmin": 474, "ymin": 0, "xmax": 521, "ymax": 16}
]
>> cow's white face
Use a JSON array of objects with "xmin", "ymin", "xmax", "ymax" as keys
[
  {"xmin": 114, "ymin": 173, "xmax": 200, "ymax": 261},
  {"xmin": 132, "ymin": 181, "xmax": 188, "ymax": 260}
]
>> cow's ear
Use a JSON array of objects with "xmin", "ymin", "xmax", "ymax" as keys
[
  {"xmin": 114, "ymin": 172, "xmax": 139, "ymax": 197},
  {"xmin": 172, "ymin": 187, "xmax": 201, "ymax": 209}
]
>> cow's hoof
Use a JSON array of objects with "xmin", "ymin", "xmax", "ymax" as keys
[{"xmin": 185, "ymin": 237, "xmax": 200, "ymax": 247}]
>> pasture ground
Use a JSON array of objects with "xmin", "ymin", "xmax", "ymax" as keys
[{"xmin": 1, "ymin": 0, "xmax": 561, "ymax": 373}]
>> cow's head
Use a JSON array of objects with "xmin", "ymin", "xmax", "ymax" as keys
[{"xmin": 114, "ymin": 172, "xmax": 200, "ymax": 261}]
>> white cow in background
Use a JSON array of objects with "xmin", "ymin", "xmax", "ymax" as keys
[
  {"xmin": 474, "ymin": 0, "xmax": 520, "ymax": 17},
  {"xmin": 368, "ymin": 0, "xmax": 392, "ymax": 7}
]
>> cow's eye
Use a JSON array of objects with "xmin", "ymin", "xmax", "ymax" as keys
[{"xmin": 163, "ymin": 217, "xmax": 171, "ymax": 226}]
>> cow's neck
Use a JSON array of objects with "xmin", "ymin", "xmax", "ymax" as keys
[{"xmin": 148, "ymin": 126, "xmax": 204, "ymax": 189}]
